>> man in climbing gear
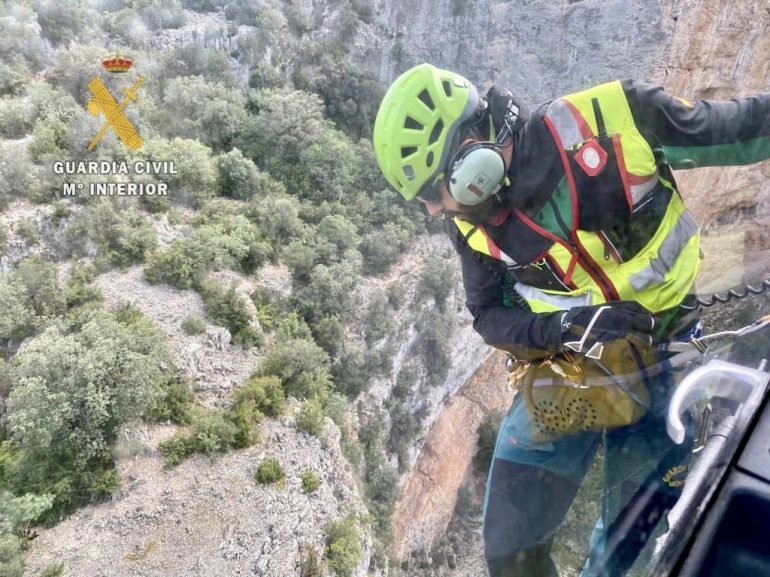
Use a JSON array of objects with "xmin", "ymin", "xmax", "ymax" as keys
[{"xmin": 372, "ymin": 63, "xmax": 770, "ymax": 576}]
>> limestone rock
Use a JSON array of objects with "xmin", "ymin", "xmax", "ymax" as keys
[
  {"xmin": 391, "ymin": 350, "xmax": 511, "ymax": 558},
  {"xmin": 743, "ymin": 217, "xmax": 770, "ymax": 284},
  {"xmin": 664, "ymin": 0, "xmax": 770, "ymax": 225},
  {"xmin": 24, "ymin": 420, "xmax": 372, "ymax": 577}
]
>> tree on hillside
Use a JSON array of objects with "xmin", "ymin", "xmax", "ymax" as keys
[
  {"xmin": 161, "ymin": 45, "xmax": 239, "ymax": 88},
  {"xmin": 236, "ymin": 88, "xmax": 330, "ymax": 188},
  {"xmin": 258, "ymin": 338, "xmax": 332, "ymax": 400},
  {"xmin": 159, "ymin": 76, "xmax": 247, "ymax": 151},
  {"xmin": 8, "ymin": 306, "xmax": 174, "ymax": 469},
  {"xmin": 218, "ymin": 148, "xmax": 261, "ymax": 200},
  {"xmin": 140, "ymin": 137, "xmax": 219, "ymax": 206},
  {"xmin": 303, "ymin": 57, "xmax": 384, "ymax": 141},
  {"xmin": 31, "ymin": 0, "xmax": 96, "ymax": 47}
]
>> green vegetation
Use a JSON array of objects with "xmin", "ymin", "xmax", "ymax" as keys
[
  {"xmin": 218, "ymin": 148, "xmax": 260, "ymax": 200},
  {"xmin": 64, "ymin": 200, "xmax": 158, "ymax": 268},
  {"xmin": 418, "ymin": 253, "xmax": 457, "ymax": 311},
  {"xmin": 145, "ymin": 208, "xmax": 272, "ymax": 289},
  {"xmin": 255, "ymin": 458, "xmax": 284, "ymax": 484},
  {"xmin": 144, "ymin": 236, "xmax": 210, "ymax": 289},
  {"xmin": 0, "ymin": 302, "xmax": 176, "ymax": 534},
  {"xmin": 39, "ymin": 561, "xmax": 65, "ymax": 577},
  {"xmin": 158, "ymin": 376, "xmax": 269, "ymax": 466},
  {"xmin": 417, "ymin": 309, "xmax": 453, "ymax": 386},
  {"xmin": 0, "ymin": 219, "xmax": 8, "ymax": 256},
  {"xmin": 300, "ymin": 544, "xmax": 322, "ymax": 577},
  {"xmin": 160, "ymin": 409, "xmax": 247, "ymax": 466},
  {"xmin": 386, "ymin": 281, "xmax": 406, "ymax": 310},
  {"xmin": 63, "ymin": 263, "xmax": 103, "ymax": 311},
  {"xmin": 0, "ymin": 256, "xmax": 67, "ymax": 351},
  {"xmin": 364, "ymin": 291, "xmax": 396, "ymax": 346},
  {"xmin": 15, "ymin": 218, "xmax": 38, "ymax": 246},
  {"xmin": 257, "ymin": 338, "xmax": 332, "ymax": 400},
  {"xmin": 298, "ymin": 57, "xmax": 383, "ymax": 141},
  {"xmin": 324, "ymin": 515, "xmax": 361, "ymax": 577},
  {"xmin": 300, "ymin": 470, "xmax": 320, "ymax": 493},
  {"xmin": 149, "ymin": 378, "xmax": 194, "ymax": 425},
  {"xmin": 296, "ymin": 398, "xmax": 325, "ymax": 437},
  {"xmin": 387, "ymin": 404, "xmax": 421, "ymax": 472},
  {"xmin": 160, "ymin": 76, "xmax": 246, "ymax": 151},
  {"xmin": 235, "ymin": 375, "xmax": 286, "ymax": 418},
  {"xmin": 0, "ymin": 533, "xmax": 24, "ymax": 577},
  {"xmin": 357, "ymin": 409, "xmax": 400, "ymax": 539},
  {"xmin": 181, "ymin": 315, "xmax": 207, "ymax": 335},
  {"xmin": 199, "ymin": 281, "xmax": 264, "ymax": 348}
]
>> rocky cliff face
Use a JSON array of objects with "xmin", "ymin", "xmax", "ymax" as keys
[
  {"xmin": 355, "ymin": 0, "xmax": 675, "ymax": 102},
  {"xmin": 390, "ymin": 350, "xmax": 510, "ymax": 558},
  {"xmin": 661, "ymin": 0, "xmax": 770, "ymax": 287}
]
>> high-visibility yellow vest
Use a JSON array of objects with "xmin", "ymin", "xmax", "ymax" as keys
[{"xmin": 455, "ymin": 81, "xmax": 700, "ymax": 314}]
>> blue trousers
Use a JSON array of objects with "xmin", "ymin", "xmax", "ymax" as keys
[{"xmin": 482, "ymin": 370, "xmax": 689, "ymax": 577}]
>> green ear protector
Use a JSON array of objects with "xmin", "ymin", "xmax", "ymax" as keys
[
  {"xmin": 444, "ymin": 95, "xmax": 523, "ymax": 206},
  {"xmin": 446, "ymin": 141, "xmax": 507, "ymax": 205}
]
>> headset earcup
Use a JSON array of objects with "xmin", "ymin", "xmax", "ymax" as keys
[{"xmin": 447, "ymin": 143, "xmax": 506, "ymax": 206}]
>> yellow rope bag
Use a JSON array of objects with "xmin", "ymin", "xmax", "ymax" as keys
[{"xmin": 510, "ymin": 340, "xmax": 656, "ymax": 443}]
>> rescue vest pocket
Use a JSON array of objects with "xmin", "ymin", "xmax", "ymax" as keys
[{"xmin": 567, "ymin": 133, "xmax": 633, "ymax": 232}]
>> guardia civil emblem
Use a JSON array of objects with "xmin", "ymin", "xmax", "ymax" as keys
[{"xmin": 86, "ymin": 53, "xmax": 144, "ymax": 152}]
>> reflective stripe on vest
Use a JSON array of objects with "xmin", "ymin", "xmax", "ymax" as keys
[
  {"xmin": 454, "ymin": 219, "xmax": 517, "ymax": 267},
  {"xmin": 514, "ymin": 282, "xmax": 593, "ymax": 311},
  {"xmin": 629, "ymin": 208, "xmax": 699, "ymax": 292}
]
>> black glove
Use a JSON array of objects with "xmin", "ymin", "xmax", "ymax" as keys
[{"xmin": 559, "ymin": 302, "xmax": 656, "ymax": 358}]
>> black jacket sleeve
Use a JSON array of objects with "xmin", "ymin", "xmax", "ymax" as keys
[
  {"xmin": 450, "ymin": 224, "xmax": 563, "ymax": 359},
  {"xmin": 622, "ymin": 80, "xmax": 770, "ymax": 169}
]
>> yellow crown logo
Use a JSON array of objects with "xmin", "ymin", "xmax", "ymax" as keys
[{"xmin": 102, "ymin": 53, "xmax": 133, "ymax": 73}]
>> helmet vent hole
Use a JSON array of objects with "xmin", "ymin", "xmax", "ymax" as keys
[
  {"xmin": 403, "ymin": 165, "xmax": 415, "ymax": 180},
  {"xmin": 401, "ymin": 146, "xmax": 417, "ymax": 158},
  {"xmin": 442, "ymin": 81, "xmax": 452, "ymax": 97},
  {"xmin": 404, "ymin": 116, "xmax": 424, "ymax": 130},
  {"xmin": 426, "ymin": 151, "xmax": 434, "ymax": 167},
  {"xmin": 428, "ymin": 119, "xmax": 444, "ymax": 145},
  {"xmin": 418, "ymin": 89, "xmax": 435, "ymax": 110}
]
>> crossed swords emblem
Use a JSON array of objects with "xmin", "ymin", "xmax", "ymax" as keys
[{"xmin": 86, "ymin": 76, "xmax": 144, "ymax": 152}]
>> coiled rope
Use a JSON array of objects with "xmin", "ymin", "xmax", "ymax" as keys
[{"xmin": 680, "ymin": 278, "xmax": 770, "ymax": 310}]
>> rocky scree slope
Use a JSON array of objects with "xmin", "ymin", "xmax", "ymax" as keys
[{"xmin": 24, "ymin": 417, "xmax": 372, "ymax": 577}]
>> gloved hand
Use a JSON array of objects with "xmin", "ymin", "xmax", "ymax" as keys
[{"xmin": 558, "ymin": 301, "xmax": 656, "ymax": 358}]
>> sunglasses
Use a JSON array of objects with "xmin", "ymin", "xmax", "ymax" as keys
[
  {"xmin": 416, "ymin": 175, "xmax": 443, "ymax": 204},
  {"xmin": 416, "ymin": 139, "xmax": 475, "ymax": 204}
]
